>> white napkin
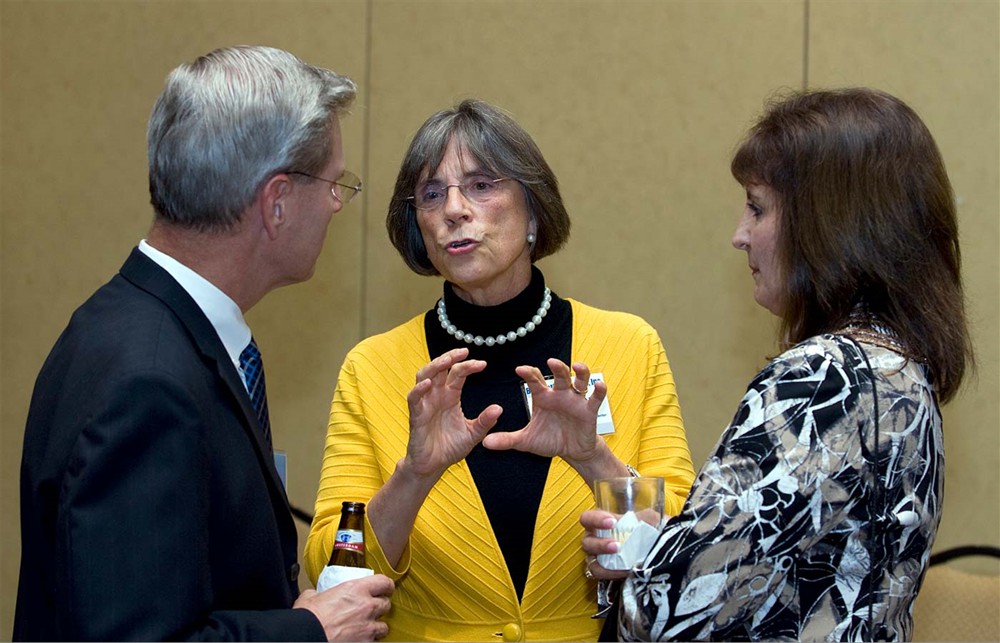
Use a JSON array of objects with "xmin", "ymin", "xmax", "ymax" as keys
[
  {"xmin": 596, "ymin": 511, "xmax": 662, "ymax": 570},
  {"xmin": 316, "ymin": 564, "xmax": 374, "ymax": 591}
]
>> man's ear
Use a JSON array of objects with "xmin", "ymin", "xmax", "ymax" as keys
[{"xmin": 259, "ymin": 173, "xmax": 292, "ymax": 241}]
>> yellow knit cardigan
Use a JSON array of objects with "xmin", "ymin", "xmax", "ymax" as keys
[{"xmin": 305, "ymin": 300, "xmax": 695, "ymax": 641}]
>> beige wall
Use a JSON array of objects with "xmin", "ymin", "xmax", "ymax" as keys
[{"xmin": 1, "ymin": 0, "xmax": 996, "ymax": 637}]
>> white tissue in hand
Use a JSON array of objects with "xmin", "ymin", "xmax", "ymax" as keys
[
  {"xmin": 316, "ymin": 564, "xmax": 374, "ymax": 591},
  {"xmin": 596, "ymin": 511, "xmax": 661, "ymax": 570}
]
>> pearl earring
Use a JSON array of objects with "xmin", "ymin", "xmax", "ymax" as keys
[{"xmin": 527, "ymin": 233, "xmax": 536, "ymax": 244}]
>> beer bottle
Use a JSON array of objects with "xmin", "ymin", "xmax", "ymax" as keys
[{"xmin": 328, "ymin": 501, "xmax": 366, "ymax": 568}]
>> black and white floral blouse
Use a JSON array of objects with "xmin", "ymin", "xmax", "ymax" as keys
[{"xmin": 619, "ymin": 334, "xmax": 943, "ymax": 641}]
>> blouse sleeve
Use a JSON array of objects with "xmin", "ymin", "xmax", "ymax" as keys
[{"xmin": 620, "ymin": 343, "xmax": 866, "ymax": 641}]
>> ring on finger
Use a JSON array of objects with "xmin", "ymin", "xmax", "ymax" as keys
[
  {"xmin": 571, "ymin": 384, "xmax": 587, "ymax": 396},
  {"xmin": 584, "ymin": 557, "xmax": 597, "ymax": 579}
]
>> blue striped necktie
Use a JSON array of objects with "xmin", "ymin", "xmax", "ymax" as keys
[{"xmin": 239, "ymin": 337, "xmax": 272, "ymax": 448}]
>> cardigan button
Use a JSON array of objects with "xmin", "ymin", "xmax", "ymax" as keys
[
  {"xmin": 502, "ymin": 623, "xmax": 522, "ymax": 641},
  {"xmin": 288, "ymin": 562, "xmax": 300, "ymax": 582}
]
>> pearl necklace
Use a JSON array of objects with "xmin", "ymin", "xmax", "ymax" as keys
[{"xmin": 437, "ymin": 287, "xmax": 552, "ymax": 347}]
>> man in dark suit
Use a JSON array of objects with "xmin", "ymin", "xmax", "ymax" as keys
[{"xmin": 14, "ymin": 46, "xmax": 393, "ymax": 641}]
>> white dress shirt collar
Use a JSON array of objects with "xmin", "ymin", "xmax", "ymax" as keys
[{"xmin": 138, "ymin": 240, "xmax": 251, "ymax": 371}]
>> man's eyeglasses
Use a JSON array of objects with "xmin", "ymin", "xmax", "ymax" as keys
[
  {"xmin": 289, "ymin": 170, "xmax": 363, "ymax": 204},
  {"xmin": 407, "ymin": 176, "xmax": 510, "ymax": 211}
]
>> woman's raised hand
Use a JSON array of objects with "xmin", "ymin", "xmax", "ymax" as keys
[
  {"xmin": 405, "ymin": 348, "xmax": 502, "ymax": 479},
  {"xmin": 482, "ymin": 358, "xmax": 611, "ymax": 475}
]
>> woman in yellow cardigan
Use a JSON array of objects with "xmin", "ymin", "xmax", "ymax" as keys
[{"xmin": 305, "ymin": 99, "xmax": 695, "ymax": 642}]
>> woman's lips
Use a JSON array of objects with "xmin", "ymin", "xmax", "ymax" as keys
[{"xmin": 446, "ymin": 239, "xmax": 479, "ymax": 255}]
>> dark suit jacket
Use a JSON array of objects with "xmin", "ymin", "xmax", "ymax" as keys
[{"xmin": 15, "ymin": 249, "xmax": 325, "ymax": 641}]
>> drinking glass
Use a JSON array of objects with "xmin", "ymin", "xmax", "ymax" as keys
[{"xmin": 593, "ymin": 476, "xmax": 665, "ymax": 569}]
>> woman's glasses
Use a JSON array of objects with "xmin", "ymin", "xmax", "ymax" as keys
[{"xmin": 408, "ymin": 176, "xmax": 510, "ymax": 211}]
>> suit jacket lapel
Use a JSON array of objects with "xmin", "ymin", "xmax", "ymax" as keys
[{"xmin": 117, "ymin": 248, "xmax": 293, "ymax": 511}]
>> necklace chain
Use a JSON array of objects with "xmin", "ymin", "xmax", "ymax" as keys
[
  {"xmin": 840, "ymin": 310, "xmax": 918, "ymax": 361},
  {"xmin": 437, "ymin": 287, "xmax": 552, "ymax": 347}
]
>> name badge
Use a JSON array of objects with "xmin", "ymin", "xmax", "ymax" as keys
[{"xmin": 522, "ymin": 373, "xmax": 615, "ymax": 435}]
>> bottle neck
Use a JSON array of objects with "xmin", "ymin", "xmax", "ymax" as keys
[{"xmin": 329, "ymin": 507, "xmax": 367, "ymax": 567}]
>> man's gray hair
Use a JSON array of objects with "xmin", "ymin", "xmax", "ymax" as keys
[{"xmin": 148, "ymin": 45, "xmax": 356, "ymax": 231}]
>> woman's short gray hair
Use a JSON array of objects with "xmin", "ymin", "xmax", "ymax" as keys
[
  {"xmin": 386, "ymin": 99, "xmax": 571, "ymax": 275},
  {"xmin": 148, "ymin": 45, "xmax": 356, "ymax": 231}
]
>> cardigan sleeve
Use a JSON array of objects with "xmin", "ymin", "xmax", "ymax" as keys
[
  {"xmin": 570, "ymin": 300, "xmax": 695, "ymax": 517},
  {"xmin": 636, "ymin": 321, "xmax": 696, "ymax": 517},
  {"xmin": 304, "ymin": 330, "xmax": 420, "ymax": 584}
]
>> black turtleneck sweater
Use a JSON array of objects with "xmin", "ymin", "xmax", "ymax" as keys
[{"xmin": 423, "ymin": 267, "xmax": 572, "ymax": 601}]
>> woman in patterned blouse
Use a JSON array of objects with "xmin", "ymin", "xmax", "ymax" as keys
[{"xmin": 581, "ymin": 88, "xmax": 973, "ymax": 641}]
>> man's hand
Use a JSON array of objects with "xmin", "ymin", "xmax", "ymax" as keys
[{"xmin": 294, "ymin": 574, "xmax": 395, "ymax": 641}]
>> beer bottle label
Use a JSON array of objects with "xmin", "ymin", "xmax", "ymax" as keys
[{"xmin": 333, "ymin": 529, "xmax": 364, "ymax": 553}]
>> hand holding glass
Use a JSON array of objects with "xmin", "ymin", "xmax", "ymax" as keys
[{"xmin": 593, "ymin": 476, "xmax": 665, "ymax": 570}]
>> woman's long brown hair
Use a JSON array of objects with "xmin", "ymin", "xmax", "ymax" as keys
[{"xmin": 731, "ymin": 88, "xmax": 972, "ymax": 403}]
